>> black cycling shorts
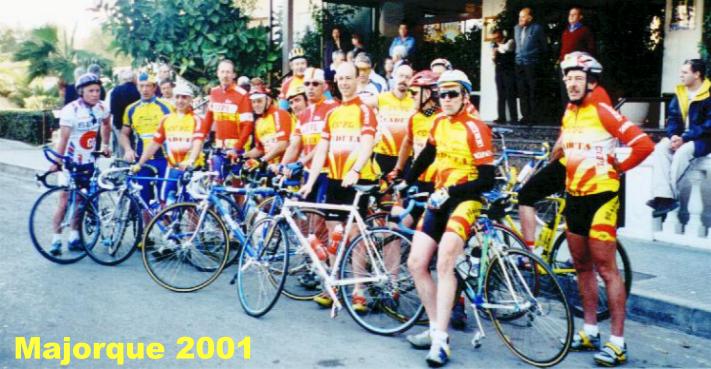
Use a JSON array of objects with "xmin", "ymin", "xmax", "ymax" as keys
[
  {"xmin": 402, "ymin": 181, "xmax": 435, "ymax": 223},
  {"xmin": 518, "ymin": 160, "xmax": 566, "ymax": 206},
  {"xmin": 324, "ymin": 178, "xmax": 375, "ymax": 221},
  {"xmin": 565, "ymin": 191, "xmax": 619, "ymax": 242},
  {"xmin": 373, "ymin": 153, "xmax": 399, "ymax": 177}
]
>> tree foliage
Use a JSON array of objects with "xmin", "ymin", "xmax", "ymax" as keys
[{"xmin": 102, "ymin": 0, "xmax": 279, "ymax": 86}]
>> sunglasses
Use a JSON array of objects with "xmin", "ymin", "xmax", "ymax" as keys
[
  {"xmin": 438, "ymin": 90, "xmax": 461, "ymax": 99},
  {"xmin": 408, "ymin": 89, "xmax": 421, "ymax": 96},
  {"xmin": 303, "ymin": 81, "xmax": 321, "ymax": 87}
]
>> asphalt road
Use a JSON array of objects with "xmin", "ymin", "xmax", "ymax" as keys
[{"xmin": 1, "ymin": 174, "xmax": 710, "ymax": 369}]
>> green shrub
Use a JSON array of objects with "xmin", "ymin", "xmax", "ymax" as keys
[{"xmin": 0, "ymin": 109, "xmax": 55, "ymax": 145}]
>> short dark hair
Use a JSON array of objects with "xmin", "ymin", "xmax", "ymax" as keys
[
  {"xmin": 685, "ymin": 59, "xmax": 707, "ymax": 80},
  {"xmin": 160, "ymin": 79, "xmax": 175, "ymax": 87},
  {"xmin": 399, "ymin": 21, "xmax": 408, "ymax": 27},
  {"xmin": 351, "ymin": 33, "xmax": 362, "ymax": 42}
]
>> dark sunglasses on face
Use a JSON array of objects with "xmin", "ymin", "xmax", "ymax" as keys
[
  {"xmin": 304, "ymin": 81, "xmax": 321, "ymax": 87},
  {"xmin": 438, "ymin": 90, "xmax": 461, "ymax": 99},
  {"xmin": 408, "ymin": 89, "xmax": 420, "ymax": 96}
]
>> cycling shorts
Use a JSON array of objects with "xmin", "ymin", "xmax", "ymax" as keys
[
  {"xmin": 324, "ymin": 179, "xmax": 376, "ymax": 221},
  {"xmin": 417, "ymin": 198, "xmax": 483, "ymax": 243},
  {"xmin": 160, "ymin": 167, "xmax": 185, "ymax": 204},
  {"xmin": 372, "ymin": 153, "xmax": 399, "ymax": 177},
  {"xmin": 518, "ymin": 160, "xmax": 565, "ymax": 206},
  {"xmin": 304, "ymin": 172, "xmax": 329, "ymax": 203},
  {"xmin": 137, "ymin": 158, "xmax": 167, "ymax": 205},
  {"xmin": 59, "ymin": 163, "xmax": 95, "ymax": 189},
  {"xmin": 564, "ymin": 191, "xmax": 619, "ymax": 242},
  {"xmin": 401, "ymin": 181, "xmax": 434, "ymax": 223}
]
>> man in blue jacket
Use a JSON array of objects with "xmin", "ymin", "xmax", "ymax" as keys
[
  {"xmin": 648, "ymin": 59, "xmax": 711, "ymax": 216},
  {"xmin": 514, "ymin": 7, "xmax": 547, "ymax": 125}
]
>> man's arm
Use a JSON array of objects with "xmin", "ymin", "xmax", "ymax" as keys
[
  {"xmin": 597, "ymin": 103, "xmax": 654, "ymax": 172},
  {"xmin": 281, "ymin": 136, "xmax": 302, "ymax": 164},
  {"xmin": 665, "ymin": 97, "xmax": 684, "ymax": 138},
  {"xmin": 100, "ymin": 117, "xmax": 111, "ymax": 154},
  {"xmin": 681, "ymin": 101, "xmax": 711, "ymax": 143}
]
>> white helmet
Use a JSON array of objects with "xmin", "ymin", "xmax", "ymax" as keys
[
  {"xmin": 561, "ymin": 51, "xmax": 603, "ymax": 76},
  {"xmin": 437, "ymin": 69, "xmax": 472, "ymax": 93},
  {"xmin": 173, "ymin": 84, "xmax": 193, "ymax": 97}
]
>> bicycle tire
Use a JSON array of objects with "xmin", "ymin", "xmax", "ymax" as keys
[
  {"xmin": 237, "ymin": 217, "xmax": 289, "ymax": 317},
  {"xmin": 215, "ymin": 193, "xmax": 245, "ymax": 267},
  {"xmin": 550, "ymin": 233, "xmax": 632, "ymax": 321},
  {"xmin": 81, "ymin": 189, "xmax": 141, "ymax": 266},
  {"xmin": 339, "ymin": 227, "xmax": 423, "ymax": 335},
  {"xmin": 29, "ymin": 187, "xmax": 91, "ymax": 264},
  {"xmin": 485, "ymin": 248, "xmax": 573, "ymax": 367},
  {"xmin": 142, "ymin": 202, "xmax": 230, "ymax": 292}
]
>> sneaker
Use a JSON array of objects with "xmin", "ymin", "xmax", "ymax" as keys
[
  {"xmin": 569, "ymin": 330, "xmax": 601, "ymax": 351},
  {"xmin": 352, "ymin": 293, "xmax": 369, "ymax": 314},
  {"xmin": 425, "ymin": 338, "xmax": 451, "ymax": 367},
  {"xmin": 450, "ymin": 298, "xmax": 467, "ymax": 330},
  {"xmin": 406, "ymin": 329, "xmax": 432, "ymax": 350},
  {"xmin": 313, "ymin": 291, "xmax": 333, "ymax": 308},
  {"xmin": 49, "ymin": 241, "xmax": 62, "ymax": 256},
  {"xmin": 67, "ymin": 239, "xmax": 84, "ymax": 252},
  {"xmin": 297, "ymin": 271, "xmax": 319, "ymax": 290},
  {"xmin": 594, "ymin": 342, "xmax": 627, "ymax": 367},
  {"xmin": 646, "ymin": 197, "xmax": 679, "ymax": 218}
]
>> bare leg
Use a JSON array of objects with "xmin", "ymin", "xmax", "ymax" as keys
[
  {"xmin": 519, "ymin": 204, "xmax": 537, "ymax": 245},
  {"xmin": 52, "ymin": 191, "xmax": 69, "ymax": 234},
  {"xmin": 408, "ymin": 231, "xmax": 438, "ymax": 324},
  {"xmin": 589, "ymin": 239, "xmax": 626, "ymax": 336},
  {"xmin": 566, "ymin": 231, "xmax": 599, "ymax": 326},
  {"xmin": 434, "ymin": 232, "xmax": 465, "ymax": 332}
]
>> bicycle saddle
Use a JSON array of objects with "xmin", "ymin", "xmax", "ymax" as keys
[{"xmin": 352, "ymin": 184, "xmax": 380, "ymax": 195}]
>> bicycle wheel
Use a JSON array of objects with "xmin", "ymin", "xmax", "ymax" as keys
[
  {"xmin": 365, "ymin": 211, "xmax": 390, "ymax": 229},
  {"xmin": 550, "ymin": 234, "xmax": 632, "ymax": 321},
  {"xmin": 215, "ymin": 193, "xmax": 245, "ymax": 267},
  {"xmin": 534, "ymin": 197, "xmax": 566, "ymax": 230},
  {"xmin": 142, "ymin": 203, "xmax": 230, "ymax": 292},
  {"xmin": 29, "ymin": 187, "xmax": 92, "ymax": 264},
  {"xmin": 81, "ymin": 189, "xmax": 141, "ymax": 266},
  {"xmin": 485, "ymin": 248, "xmax": 573, "ymax": 367},
  {"xmin": 272, "ymin": 208, "xmax": 327, "ymax": 301},
  {"xmin": 246, "ymin": 195, "xmax": 280, "ymax": 229},
  {"xmin": 339, "ymin": 227, "xmax": 423, "ymax": 335},
  {"xmin": 236, "ymin": 217, "xmax": 289, "ymax": 317}
]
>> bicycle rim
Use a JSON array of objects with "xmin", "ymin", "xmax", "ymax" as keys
[
  {"xmin": 29, "ymin": 187, "xmax": 89, "ymax": 264},
  {"xmin": 83, "ymin": 190, "xmax": 140, "ymax": 266}
]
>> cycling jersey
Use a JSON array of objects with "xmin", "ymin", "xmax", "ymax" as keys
[
  {"xmin": 560, "ymin": 86, "xmax": 654, "ymax": 196},
  {"xmin": 123, "ymin": 97, "xmax": 174, "ymax": 159},
  {"xmin": 205, "ymin": 83, "xmax": 254, "ymax": 150},
  {"xmin": 373, "ymin": 91, "xmax": 415, "ymax": 157},
  {"xmin": 280, "ymin": 75, "xmax": 304, "ymax": 100},
  {"xmin": 428, "ymin": 109, "xmax": 494, "ymax": 189},
  {"xmin": 321, "ymin": 96, "xmax": 378, "ymax": 181},
  {"xmin": 254, "ymin": 105, "xmax": 292, "ymax": 165},
  {"xmin": 408, "ymin": 110, "xmax": 440, "ymax": 183},
  {"xmin": 153, "ymin": 111, "xmax": 206, "ymax": 168},
  {"xmin": 293, "ymin": 98, "xmax": 339, "ymax": 170},
  {"xmin": 59, "ymin": 98, "xmax": 110, "ymax": 165}
]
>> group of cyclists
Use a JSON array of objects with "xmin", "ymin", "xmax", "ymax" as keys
[{"xmin": 46, "ymin": 45, "xmax": 655, "ymax": 367}]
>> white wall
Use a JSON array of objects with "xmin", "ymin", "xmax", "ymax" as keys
[
  {"xmin": 661, "ymin": 0, "xmax": 705, "ymax": 94},
  {"xmin": 479, "ymin": 0, "xmax": 507, "ymax": 121}
]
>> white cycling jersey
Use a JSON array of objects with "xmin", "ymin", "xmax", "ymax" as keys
[{"xmin": 59, "ymin": 99, "xmax": 110, "ymax": 164}]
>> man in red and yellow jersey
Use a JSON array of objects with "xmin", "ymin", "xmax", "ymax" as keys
[
  {"xmin": 559, "ymin": 52, "xmax": 653, "ymax": 367},
  {"xmin": 299, "ymin": 62, "xmax": 378, "ymax": 312},
  {"xmin": 133, "ymin": 84, "xmax": 205, "ymax": 204},
  {"xmin": 278, "ymin": 47, "xmax": 308, "ymax": 110},
  {"xmin": 244, "ymin": 87, "xmax": 291, "ymax": 166},
  {"xmin": 399, "ymin": 70, "xmax": 495, "ymax": 367},
  {"xmin": 205, "ymin": 59, "xmax": 254, "ymax": 152},
  {"xmin": 371, "ymin": 64, "xmax": 415, "ymax": 176},
  {"xmin": 282, "ymin": 67, "xmax": 339, "ymax": 203}
]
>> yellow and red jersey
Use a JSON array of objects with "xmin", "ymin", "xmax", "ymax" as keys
[
  {"xmin": 153, "ymin": 111, "xmax": 205, "ymax": 168},
  {"xmin": 321, "ymin": 96, "xmax": 378, "ymax": 181},
  {"xmin": 373, "ymin": 91, "xmax": 415, "ymax": 156},
  {"xmin": 428, "ymin": 109, "xmax": 494, "ymax": 190},
  {"xmin": 293, "ymin": 98, "xmax": 339, "ymax": 169},
  {"xmin": 280, "ymin": 75, "xmax": 304, "ymax": 100},
  {"xmin": 254, "ymin": 105, "xmax": 292, "ymax": 165},
  {"xmin": 205, "ymin": 83, "xmax": 254, "ymax": 150},
  {"xmin": 560, "ymin": 86, "xmax": 654, "ymax": 196},
  {"xmin": 408, "ymin": 110, "xmax": 440, "ymax": 183}
]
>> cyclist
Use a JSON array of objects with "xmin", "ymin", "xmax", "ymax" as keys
[
  {"xmin": 132, "ymin": 84, "xmax": 205, "ymax": 204},
  {"xmin": 429, "ymin": 58, "xmax": 452, "ymax": 78},
  {"xmin": 120, "ymin": 71, "xmax": 174, "ymax": 213},
  {"xmin": 279, "ymin": 47, "xmax": 308, "ymax": 110},
  {"xmin": 49, "ymin": 73, "xmax": 112, "ymax": 255},
  {"xmin": 243, "ymin": 87, "xmax": 292, "ymax": 166},
  {"xmin": 355, "ymin": 53, "xmax": 388, "ymax": 105},
  {"xmin": 298, "ymin": 62, "xmax": 379, "ymax": 312},
  {"xmin": 286, "ymin": 84, "xmax": 308, "ymax": 118},
  {"xmin": 282, "ymin": 67, "xmax": 339, "ymax": 203},
  {"xmin": 371, "ymin": 64, "xmax": 415, "ymax": 176},
  {"xmin": 559, "ymin": 51, "xmax": 653, "ymax": 367},
  {"xmin": 399, "ymin": 69, "xmax": 495, "ymax": 367}
]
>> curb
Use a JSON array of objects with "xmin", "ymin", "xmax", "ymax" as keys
[
  {"xmin": 0, "ymin": 162, "xmax": 41, "ymax": 181},
  {"xmin": 627, "ymin": 291, "xmax": 711, "ymax": 339}
]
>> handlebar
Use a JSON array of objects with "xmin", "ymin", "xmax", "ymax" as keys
[{"xmin": 35, "ymin": 170, "xmax": 61, "ymax": 189}]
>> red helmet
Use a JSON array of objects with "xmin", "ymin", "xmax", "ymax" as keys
[{"xmin": 409, "ymin": 70, "xmax": 438, "ymax": 88}]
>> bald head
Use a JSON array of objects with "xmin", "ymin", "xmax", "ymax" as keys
[
  {"xmin": 335, "ymin": 62, "xmax": 358, "ymax": 100},
  {"xmin": 394, "ymin": 64, "xmax": 414, "ymax": 94},
  {"xmin": 336, "ymin": 62, "xmax": 357, "ymax": 78},
  {"xmin": 519, "ymin": 7, "xmax": 533, "ymax": 27}
]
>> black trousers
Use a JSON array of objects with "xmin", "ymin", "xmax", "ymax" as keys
[
  {"xmin": 515, "ymin": 62, "xmax": 541, "ymax": 123},
  {"xmin": 495, "ymin": 65, "xmax": 518, "ymax": 122}
]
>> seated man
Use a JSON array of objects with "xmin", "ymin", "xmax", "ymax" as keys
[{"xmin": 648, "ymin": 59, "xmax": 711, "ymax": 217}]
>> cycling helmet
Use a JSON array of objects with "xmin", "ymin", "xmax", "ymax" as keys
[
  {"xmin": 304, "ymin": 67, "xmax": 325, "ymax": 82},
  {"xmin": 561, "ymin": 51, "xmax": 603, "ymax": 76},
  {"xmin": 430, "ymin": 58, "xmax": 452, "ymax": 70},
  {"xmin": 289, "ymin": 47, "xmax": 306, "ymax": 61},
  {"xmin": 249, "ymin": 86, "xmax": 271, "ymax": 100},
  {"xmin": 286, "ymin": 85, "xmax": 306, "ymax": 100},
  {"xmin": 437, "ymin": 69, "xmax": 472, "ymax": 93},
  {"xmin": 173, "ymin": 84, "xmax": 194, "ymax": 97},
  {"xmin": 75, "ymin": 73, "xmax": 102, "ymax": 90},
  {"xmin": 137, "ymin": 71, "xmax": 158, "ymax": 84},
  {"xmin": 409, "ymin": 70, "xmax": 438, "ymax": 88}
]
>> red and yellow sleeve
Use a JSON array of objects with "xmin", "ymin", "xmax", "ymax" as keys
[
  {"xmin": 153, "ymin": 116, "xmax": 168, "ymax": 144},
  {"xmin": 596, "ymin": 103, "xmax": 654, "ymax": 172},
  {"xmin": 359, "ymin": 104, "xmax": 377, "ymax": 136},
  {"xmin": 275, "ymin": 109, "xmax": 292, "ymax": 142}
]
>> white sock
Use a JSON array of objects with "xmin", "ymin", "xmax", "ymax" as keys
[
  {"xmin": 429, "ymin": 321, "xmax": 437, "ymax": 335},
  {"xmin": 583, "ymin": 323, "xmax": 599, "ymax": 337},
  {"xmin": 52, "ymin": 233, "xmax": 62, "ymax": 243},
  {"xmin": 69, "ymin": 230, "xmax": 80, "ymax": 242},
  {"xmin": 431, "ymin": 329, "xmax": 449, "ymax": 345},
  {"xmin": 610, "ymin": 335, "xmax": 625, "ymax": 348}
]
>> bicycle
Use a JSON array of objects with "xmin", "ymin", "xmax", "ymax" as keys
[
  {"xmin": 458, "ymin": 214, "xmax": 573, "ymax": 367},
  {"xmin": 236, "ymin": 184, "xmax": 422, "ymax": 335},
  {"xmin": 484, "ymin": 189, "xmax": 632, "ymax": 321},
  {"xmin": 28, "ymin": 147, "xmax": 105, "ymax": 264}
]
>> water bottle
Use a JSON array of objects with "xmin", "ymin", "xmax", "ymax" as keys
[
  {"xmin": 455, "ymin": 254, "xmax": 480, "ymax": 283},
  {"xmin": 517, "ymin": 160, "xmax": 535, "ymax": 184},
  {"xmin": 307, "ymin": 234, "xmax": 328, "ymax": 261},
  {"xmin": 327, "ymin": 225, "xmax": 344, "ymax": 254}
]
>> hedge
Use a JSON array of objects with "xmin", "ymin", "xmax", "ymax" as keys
[{"xmin": 0, "ymin": 110, "xmax": 56, "ymax": 145}]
